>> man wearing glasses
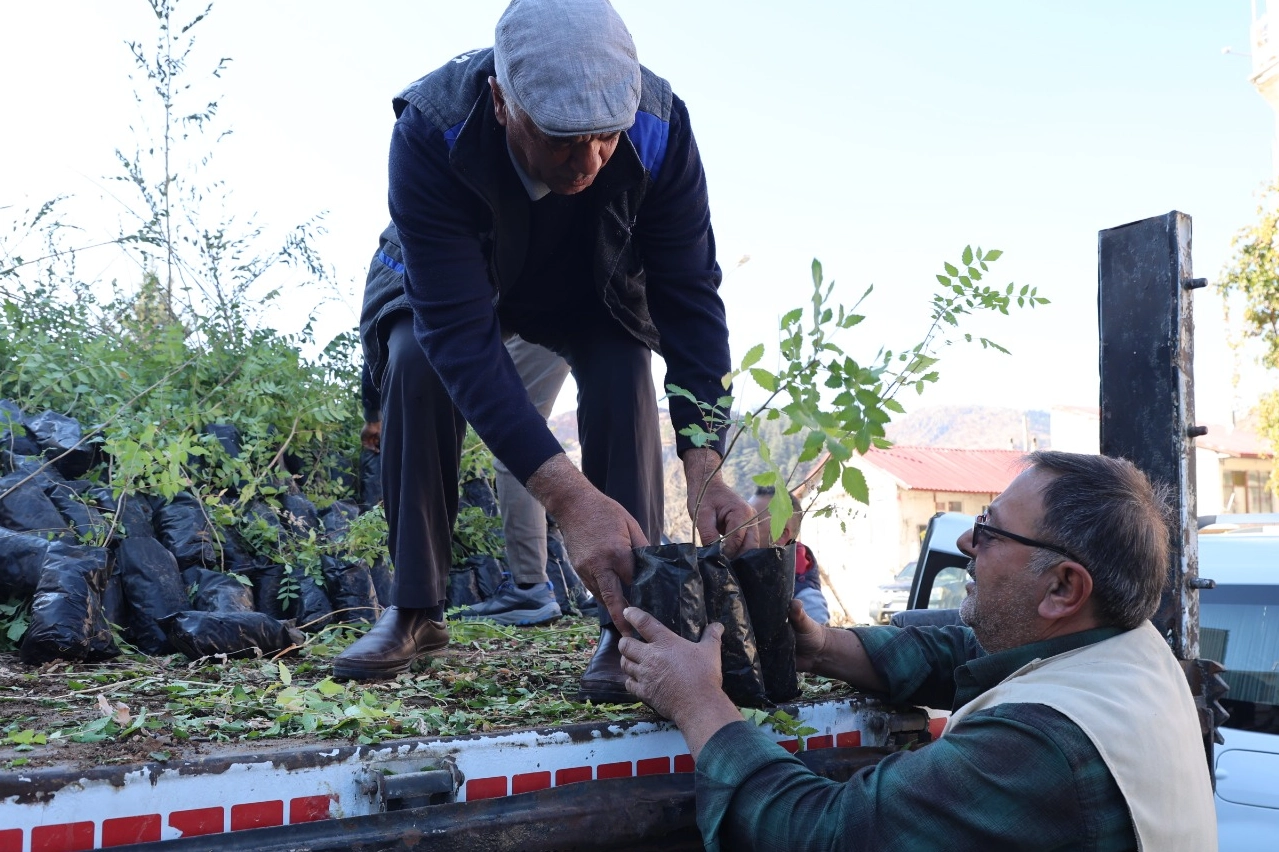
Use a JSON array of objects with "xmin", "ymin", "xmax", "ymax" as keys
[{"xmin": 620, "ymin": 451, "xmax": 1217, "ymax": 851}]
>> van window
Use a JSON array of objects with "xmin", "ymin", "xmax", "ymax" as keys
[{"xmin": 1200, "ymin": 584, "xmax": 1279, "ymax": 735}]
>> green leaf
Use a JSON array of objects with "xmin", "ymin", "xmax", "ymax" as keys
[
  {"xmin": 944, "ymin": 262, "xmax": 959, "ymax": 276},
  {"xmin": 985, "ymin": 249, "xmax": 1003, "ymax": 261},
  {"xmin": 811, "ymin": 258, "xmax": 824, "ymax": 288},
  {"xmin": 781, "ymin": 308, "xmax": 803, "ymax": 328},
  {"xmin": 740, "ymin": 343, "xmax": 765, "ymax": 370},
  {"xmin": 750, "ymin": 368, "xmax": 778, "ymax": 392},
  {"xmin": 962, "ymin": 245, "xmax": 973, "ymax": 265}
]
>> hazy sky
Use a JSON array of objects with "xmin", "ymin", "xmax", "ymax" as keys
[{"xmin": 2, "ymin": 0, "xmax": 1274, "ymax": 425}]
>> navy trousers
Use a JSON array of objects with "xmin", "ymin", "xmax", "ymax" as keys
[{"xmin": 376, "ymin": 312, "xmax": 664, "ymax": 622}]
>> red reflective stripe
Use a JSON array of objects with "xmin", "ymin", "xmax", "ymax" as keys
[
  {"xmin": 31, "ymin": 823, "xmax": 94, "ymax": 852},
  {"xmin": 289, "ymin": 795, "xmax": 335, "ymax": 824},
  {"xmin": 0, "ymin": 829, "xmax": 21, "ymax": 852},
  {"xmin": 929, "ymin": 717, "xmax": 946, "ymax": 739},
  {"xmin": 597, "ymin": 761, "xmax": 632, "ymax": 779},
  {"xmin": 467, "ymin": 776, "xmax": 508, "ymax": 800},
  {"xmin": 231, "ymin": 801, "xmax": 284, "ymax": 832},
  {"xmin": 836, "ymin": 731, "xmax": 862, "ymax": 748},
  {"xmin": 555, "ymin": 766, "xmax": 592, "ymax": 785},
  {"xmin": 636, "ymin": 757, "xmax": 670, "ymax": 776},
  {"xmin": 102, "ymin": 814, "xmax": 162, "ymax": 847},
  {"xmin": 674, "ymin": 754, "xmax": 695, "ymax": 773},
  {"xmin": 807, "ymin": 735, "xmax": 834, "ymax": 750},
  {"xmin": 778, "ymin": 740, "xmax": 799, "ymax": 754},
  {"xmin": 512, "ymin": 771, "xmax": 552, "ymax": 793},
  {"xmin": 170, "ymin": 807, "xmax": 224, "ymax": 837}
]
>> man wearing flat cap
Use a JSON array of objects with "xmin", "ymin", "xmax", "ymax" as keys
[{"xmin": 341, "ymin": 0, "xmax": 756, "ymax": 702}]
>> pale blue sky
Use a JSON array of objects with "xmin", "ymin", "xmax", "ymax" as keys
[{"xmin": 2, "ymin": 1, "xmax": 1274, "ymax": 423}]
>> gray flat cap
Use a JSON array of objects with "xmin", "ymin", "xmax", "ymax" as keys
[{"xmin": 493, "ymin": 0, "xmax": 640, "ymax": 136}]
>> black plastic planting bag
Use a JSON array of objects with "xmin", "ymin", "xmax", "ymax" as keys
[
  {"xmin": 321, "ymin": 554, "xmax": 377, "ymax": 624},
  {"xmin": 88, "ymin": 487, "xmax": 155, "ymax": 539},
  {"xmin": 0, "ymin": 527, "xmax": 51, "ymax": 599},
  {"xmin": 698, "ymin": 543, "xmax": 768, "ymax": 708},
  {"xmin": 45, "ymin": 481, "xmax": 107, "ymax": 542},
  {"xmin": 242, "ymin": 561, "xmax": 299, "ymax": 621},
  {"xmin": 0, "ymin": 471, "xmax": 71, "ymax": 536},
  {"xmin": 733, "ymin": 545, "xmax": 800, "ymax": 703},
  {"xmin": 182, "ymin": 567, "xmax": 255, "ymax": 614},
  {"xmin": 154, "ymin": 492, "xmax": 217, "ymax": 568},
  {"xmin": 0, "ymin": 400, "xmax": 39, "ymax": 456},
  {"xmin": 19, "ymin": 541, "xmax": 118, "ymax": 664},
  {"xmin": 117, "ymin": 537, "xmax": 191, "ymax": 654},
  {"xmin": 630, "ymin": 543, "xmax": 706, "ymax": 643},
  {"xmin": 296, "ymin": 573, "xmax": 334, "ymax": 631},
  {"xmin": 161, "ymin": 611, "xmax": 304, "ymax": 661},
  {"xmin": 26, "ymin": 410, "xmax": 97, "ymax": 479}
]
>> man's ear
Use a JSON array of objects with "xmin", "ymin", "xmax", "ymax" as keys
[
  {"xmin": 489, "ymin": 77, "xmax": 509, "ymax": 127},
  {"xmin": 1038, "ymin": 561, "xmax": 1093, "ymax": 621}
]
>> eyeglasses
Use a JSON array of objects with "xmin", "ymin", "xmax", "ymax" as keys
[{"xmin": 971, "ymin": 514, "xmax": 1085, "ymax": 566}]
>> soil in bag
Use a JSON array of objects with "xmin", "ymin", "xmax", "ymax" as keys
[
  {"xmin": 117, "ymin": 537, "xmax": 192, "ymax": 654},
  {"xmin": 161, "ymin": 611, "xmax": 304, "ymax": 661},
  {"xmin": 698, "ymin": 543, "xmax": 768, "ymax": 708},
  {"xmin": 19, "ymin": 541, "xmax": 118, "ymax": 664},
  {"xmin": 154, "ymin": 492, "xmax": 217, "ymax": 568},
  {"xmin": 629, "ymin": 542, "xmax": 706, "ymax": 643},
  {"xmin": 733, "ymin": 545, "xmax": 801, "ymax": 703},
  {"xmin": 182, "ymin": 566, "xmax": 256, "ymax": 613},
  {"xmin": 0, "ymin": 527, "xmax": 50, "ymax": 600}
]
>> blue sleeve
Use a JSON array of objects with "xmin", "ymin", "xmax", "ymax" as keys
[
  {"xmin": 635, "ymin": 96, "xmax": 732, "ymax": 456},
  {"xmin": 387, "ymin": 104, "xmax": 564, "ymax": 484}
]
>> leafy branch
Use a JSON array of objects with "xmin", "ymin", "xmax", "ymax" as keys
[{"xmin": 674, "ymin": 248, "xmax": 1048, "ymax": 542}]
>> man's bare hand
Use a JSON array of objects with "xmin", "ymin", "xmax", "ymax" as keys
[
  {"xmin": 683, "ymin": 447, "xmax": 759, "ymax": 557},
  {"xmin": 526, "ymin": 454, "xmax": 648, "ymax": 631},
  {"xmin": 361, "ymin": 420, "xmax": 382, "ymax": 452},
  {"xmin": 620, "ymin": 608, "xmax": 743, "ymax": 758},
  {"xmin": 620, "ymin": 608, "xmax": 721, "ymax": 717},
  {"xmin": 790, "ymin": 598, "xmax": 828, "ymax": 673}
]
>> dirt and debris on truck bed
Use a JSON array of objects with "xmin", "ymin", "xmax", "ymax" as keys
[{"xmin": 1, "ymin": 614, "xmax": 854, "ymax": 772}]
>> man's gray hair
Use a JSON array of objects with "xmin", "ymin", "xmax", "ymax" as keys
[{"xmin": 1024, "ymin": 451, "xmax": 1172, "ymax": 630}]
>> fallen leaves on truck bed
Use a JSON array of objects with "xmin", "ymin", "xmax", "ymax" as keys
[{"xmin": 0, "ymin": 614, "xmax": 849, "ymax": 771}]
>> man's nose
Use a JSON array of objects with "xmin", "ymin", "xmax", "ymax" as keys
[
  {"xmin": 957, "ymin": 528, "xmax": 976, "ymax": 558},
  {"xmin": 570, "ymin": 140, "xmax": 608, "ymax": 175}
]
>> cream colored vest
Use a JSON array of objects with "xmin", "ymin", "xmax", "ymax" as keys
[{"xmin": 944, "ymin": 621, "xmax": 1217, "ymax": 851}]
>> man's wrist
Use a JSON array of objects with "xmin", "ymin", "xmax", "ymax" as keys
[{"xmin": 672, "ymin": 690, "xmax": 743, "ymax": 761}]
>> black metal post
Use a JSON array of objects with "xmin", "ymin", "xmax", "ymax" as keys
[{"xmin": 1097, "ymin": 211, "xmax": 1201, "ymax": 661}]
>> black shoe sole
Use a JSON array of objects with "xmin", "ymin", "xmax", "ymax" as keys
[
  {"xmin": 574, "ymin": 684, "xmax": 637, "ymax": 705},
  {"xmin": 332, "ymin": 658, "xmax": 415, "ymax": 682}
]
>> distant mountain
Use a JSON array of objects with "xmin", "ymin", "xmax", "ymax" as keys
[{"xmin": 885, "ymin": 406, "xmax": 1051, "ymax": 450}]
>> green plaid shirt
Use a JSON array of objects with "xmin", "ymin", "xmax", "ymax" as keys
[{"xmin": 696, "ymin": 625, "xmax": 1138, "ymax": 851}]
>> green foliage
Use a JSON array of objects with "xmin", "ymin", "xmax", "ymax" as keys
[
  {"xmin": 676, "ymin": 248, "xmax": 1046, "ymax": 541},
  {"xmin": 0, "ymin": 599, "xmax": 31, "ymax": 653},
  {"xmin": 1220, "ymin": 185, "xmax": 1279, "ymax": 494}
]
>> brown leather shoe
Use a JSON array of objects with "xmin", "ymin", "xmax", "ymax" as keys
[
  {"xmin": 575, "ymin": 624, "xmax": 635, "ymax": 704},
  {"xmin": 333, "ymin": 606, "xmax": 448, "ymax": 681}
]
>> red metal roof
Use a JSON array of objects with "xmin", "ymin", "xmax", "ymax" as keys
[
  {"xmin": 862, "ymin": 446, "xmax": 1026, "ymax": 494},
  {"xmin": 1196, "ymin": 423, "xmax": 1273, "ymax": 459}
]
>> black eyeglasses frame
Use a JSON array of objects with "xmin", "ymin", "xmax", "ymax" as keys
[{"xmin": 972, "ymin": 514, "xmax": 1086, "ymax": 567}]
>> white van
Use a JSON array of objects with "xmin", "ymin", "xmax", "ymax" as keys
[{"xmin": 1199, "ymin": 517, "xmax": 1279, "ymax": 852}]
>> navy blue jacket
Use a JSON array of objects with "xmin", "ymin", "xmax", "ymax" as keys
[{"xmin": 360, "ymin": 48, "xmax": 730, "ymax": 484}]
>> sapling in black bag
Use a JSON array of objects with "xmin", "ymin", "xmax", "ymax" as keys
[
  {"xmin": 733, "ymin": 544, "xmax": 801, "ymax": 703},
  {"xmin": 697, "ymin": 543, "xmax": 769, "ymax": 708},
  {"xmin": 629, "ymin": 543, "xmax": 706, "ymax": 643}
]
